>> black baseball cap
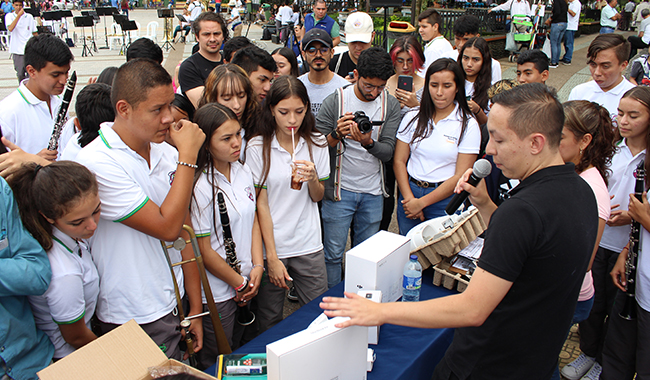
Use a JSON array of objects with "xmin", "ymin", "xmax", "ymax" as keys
[{"xmin": 301, "ymin": 28, "xmax": 333, "ymax": 50}]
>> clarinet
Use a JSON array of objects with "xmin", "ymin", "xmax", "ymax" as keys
[
  {"xmin": 620, "ymin": 160, "xmax": 645, "ymax": 320},
  {"xmin": 47, "ymin": 71, "xmax": 77, "ymax": 151},
  {"xmin": 217, "ymin": 192, "xmax": 255, "ymax": 325}
]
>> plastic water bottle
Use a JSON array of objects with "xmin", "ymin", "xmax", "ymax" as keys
[{"xmin": 402, "ymin": 255, "xmax": 422, "ymax": 302}]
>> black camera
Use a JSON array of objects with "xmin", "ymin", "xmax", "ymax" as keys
[{"xmin": 352, "ymin": 111, "xmax": 382, "ymax": 134}]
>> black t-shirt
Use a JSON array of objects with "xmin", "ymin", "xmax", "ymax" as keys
[
  {"xmin": 178, "ymin": 51, "xmax": 223, "ymax": 94},
  {"xmin": 552, "ymin": 0, "xmax": 568, "ymax": 23},
  {"xmin": 329, "ymin": 51, "xmax": 356, "ymax": 78},
  {"xmin": 441, "ymin": 163, "xmax": 598, "ymax": 380}
]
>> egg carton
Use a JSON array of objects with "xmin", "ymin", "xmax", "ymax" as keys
[
  {"xmin": 411, "ymin": 207, "xmax": 487, "ymax": 268},
  {"xmin": 432, "ymin": 257, "xmax": 471, "ymax": 293}
]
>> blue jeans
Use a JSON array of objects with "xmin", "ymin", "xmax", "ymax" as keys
[
  {"xmin": 396, "ymin": 180, "xmax": 454, "ymax": 236},
  {"xmin": 563, "ymin": 29, "xmax": 575, "ymax": 63},
  {"xmin": 600, "ymin": 26, "xmax": 615, "ymax": 34},
  {"xmin": 551, "ymin": 296, "xmax": 596, "ymax": 380},
  {"xmin": 550, "ymin": 22, "xmax": 567, "ymax": 65},
  {"xmin": 322, "ymin": 189, "xmax": 384, "ymax": 288}
]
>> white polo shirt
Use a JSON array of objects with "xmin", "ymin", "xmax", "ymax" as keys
[
  {"xmin": 74, "ymin": 123, "xmax": 183, "ymax": 325},
  {"xmin": 568, "ymin": 77, "xmax": 635, "ymax": 120},
  {"xmin": 0, "ymin": 81, "xmax": 62, "ymax": 155},
  {"xmin": 5, "ymin": 11, "xmax": 35, "ymax": 55},
  {"xmin": 60, "ymin": 131, "xmax": 82, "ymax": 161},
  {"xmin": 567, "ymin": 0, "xmax": 582, "ymax": 31},
  {"xmin": 418, "ymin": 36, "xmax": 454, "ymax": 78},
  {"xmin": 599, "ymin": 140, "xmax": 646, "ymax": 252},
  {"xmin": 441, "ymin": 49, "xmax": 502, "ymax": 85},
  {"xmin": 28, "ymin": 228, "xmax": 99, "ymax": 359},
  {"xmin": 191, "ymin": 162, "xmax": 256, "ymax": 303},
  {"xmin": 397, "ymin": 105, "xmax": 481, "ymax": 183},
  {"xmin": 246, "ymin": 135, "xmax": 330, "ymax": 259}
]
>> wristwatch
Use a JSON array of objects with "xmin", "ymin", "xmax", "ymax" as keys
[
  {"xmin": 363, "ymin": 140, "xmax": 375, "ymax": 150},
  {"xmin": 329, "ymin": 129, "xmax": 341, "ymax": 140}
]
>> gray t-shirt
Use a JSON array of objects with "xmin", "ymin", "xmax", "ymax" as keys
[
  {"xmin": 340, "ymin": 85, "xmax": 383, "ymax": 196},
  {"xmin": 299, "ymin": 73, "xmax": 349, "ymax": 117}
]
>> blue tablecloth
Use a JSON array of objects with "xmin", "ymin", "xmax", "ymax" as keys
[{"xmin": 207, "ymin": 269, "xmax": 456, "ymax": 380}]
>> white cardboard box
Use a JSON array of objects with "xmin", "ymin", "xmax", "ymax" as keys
[
  {"xmin": 357, "ymin": 290, "xmax": 382, "ymax": 345},
  {"xmin": 266, "ymin": 314, "xmax": 368, "ymax": 380},
  {"xmin": 345, "ymin": 230, "xmax": 410, "ymax": 303}
]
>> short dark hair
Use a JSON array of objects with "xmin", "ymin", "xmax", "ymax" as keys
[
  {"xmin": 12, "ymin": 0, "xmax": 23, "ymax": 4},
  {"xmin": 453, "ymin": 15, "xmax": 480, "ymax": 37},
  {"xmin": 516, "ymin": 49, "xmax": 549, "ymax": 73},
  {"xmin": 192, "ymin": 12, "xmax": 229, "ymax": 43},
  {"xmin": 418, "ymin": 8, "xmax": 443, "ymax": 29},
  {"xmin": 491, "ymin": 83, "xmax": 564, "ymax": 148},
  {"xmin": 96, "ymin": 66, "xmax": 118, "ymax": 85},
  {"xmin": 24, "ymin": 34, "xmax": 74, "ymax": 71},
  {"xmin": 75, "ymin": 83, "xmax": 114, "ymax": 147},
  {"xmin": 231, "ymin": 45, "xmax": 278, "ymax": 75},
  {"xmin": 588, "ymin": 33, "xmax": 630, "ymax": 65},
  {"xmin": 223, "ymin": 36, "xmax": 252, "ymax": 62},
  {"xmin": 111, "ymin": 58, "xmax": 172, "ymax": 110},
  {"xmin": 126, "ymin": 37, "xmax": 163, "ymax": 64},
  {"xmin": 356, "ymin": 47, "xmax": 394, "ymax": 81},
  {"xmin": 173, "ymin": 93, "xmax": 195, "ymax": 121}
]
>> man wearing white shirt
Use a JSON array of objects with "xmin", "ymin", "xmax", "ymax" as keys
[
  {"xmin": 188, "ymin": 0, "xmax": 203, "ymax": 21},
  {"xmin": 5, "ymin": 0, "xmax": 36, "ymax": 82},
  {"xmin": 0, "ymin": 33, "xmax": 72, "ymax": 161},
  {"xmin": 562, "ymin": 0, "xmax": 581, "ymax": 64},
  {"xmin": 417, "ymin": 8, "xmax": 453, "ymax": 78},
  {"xmin": 568, "ymin": 34, "xmax": 634, "ymax": 123},
  {"xmin": 488, "ymin": 0, "xmax": 532, "ymax": 33},
  {"xmin": 634, "ymin": 0, "xmax": 650, "ymax": 27},
  {"xmin": 278, "ymin": 0, "xmax": 293, "ymax": 43},
  {"xmin": 628, "ymin": 8, "xmax": 650, "ymax": 58},
  {"xmin": 601, "ymin": 0, "xmax": 621, "ymax": 33},
  {"xmin": 440, "ymin": 15, "xmax": 502, "ymax": 84}
]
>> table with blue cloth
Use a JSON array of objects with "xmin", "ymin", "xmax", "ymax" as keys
[{"xmin": 206, "ymin": 268, "xmax": 457, "ymax": 380}]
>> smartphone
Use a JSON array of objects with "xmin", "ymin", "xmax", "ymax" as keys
[
  {"xmin": 348, "ymin": 71, "xmax": 355, "ymax": 79},
  {"xmin": 397, "ymin": 75, "xmax": 413, "ymax": 92}
]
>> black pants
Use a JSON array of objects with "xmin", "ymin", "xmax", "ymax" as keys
[
  {"xmin": 579, "ymin": 246, "xmax": 620, "ymax": 363},
  {"xmin": 628, "ymin": 35, "xmax": 649, "ymax": 60}
]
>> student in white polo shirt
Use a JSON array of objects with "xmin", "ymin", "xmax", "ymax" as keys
[
  {"xmin": 568, "ymin": 34, "xmax": 635, "ymax": 119},
  {"xmin": 0, "ymin": 33, "xmax": 73, "ymax": 161},
  {"xmin": 74, "ymin": 59, "xmax": 206, "ymax": 360},
  {"xmin": 190, "ymin": 103, "xmax": 263, "ymax": 369},
  {"xmin": 246, "ymin": 76, "xmax": 329, "ymax": 333},
  {"xmin": 9, "ymin": 161, "xmax": 100, "ymax": 360},
  {"xmin": 417, "ymin": 8, "xmax": 453, "ymax": 78}
]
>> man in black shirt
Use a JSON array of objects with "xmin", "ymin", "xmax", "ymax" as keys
[
  {"xmin": 545, "ymin": 0, "xmax": 568, "ymax": 68},
  {"xmin": 320, "ymin": 83, "xmax": 598, "ymax": 379},
  {"xmin": 178, "ymin": 11, "xmax": 228, "ymax": 107}
]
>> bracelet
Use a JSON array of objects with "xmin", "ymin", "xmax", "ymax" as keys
[
  {"xmin": 253, "ymin": 264, "xmax": 265, "ymax": 271},
  {"xmin": 176, "ymin": 161, "xmax": 198, "ymax": 169},
  {"xmin": 329, "ymin": 129, "xmax": 341, "ymax": 141},
  {"xmin": 235, "ymin": 276, "xmax": 249, "ymax": 292}
]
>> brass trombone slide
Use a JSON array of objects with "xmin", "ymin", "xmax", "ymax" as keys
[{"xmin": 161, "ymin": 224, "xmax": 233, "ymax": 365}]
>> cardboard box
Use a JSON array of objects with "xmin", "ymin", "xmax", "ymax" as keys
[
  {"xmin": 38, "ymin": 320, "xmax": 216, "ymax": 380},
  {"xmin": 344, "ymin": 230, "xmax": 410, "ymax": 303},
  {"xmin": 357, "ymin": 290, "xmax": 382, "ymax": 345},
  {"xmin": 266, "ymin": 314, "xmax": 368, "ymax": 380}
]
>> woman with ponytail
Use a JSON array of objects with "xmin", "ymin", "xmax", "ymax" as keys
[{"xmin": 8, "ymin": 161, "xmax": 100, "ymax": 360}]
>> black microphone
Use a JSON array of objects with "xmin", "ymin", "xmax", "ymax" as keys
[{"xmin": 445, "ymin": 158, "xmax": 492, "ymax": 215}]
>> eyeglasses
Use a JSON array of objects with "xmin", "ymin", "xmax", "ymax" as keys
[
  {"xmin": 360, "ymin": 79, "xmax": 386, "ymax": 93},
  {"xmin": 305, "ymin": 46, "xmax": 331, "ymax": 55}
]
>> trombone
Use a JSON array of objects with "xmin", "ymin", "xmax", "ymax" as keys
[{"xmin": 161, "ymin": 224, "xmax": 232, "ymax": 366}]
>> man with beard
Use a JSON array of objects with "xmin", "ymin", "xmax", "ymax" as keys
[{"xmin": 298, "ymin": 29, "xmax": 347, "ymax": 117}]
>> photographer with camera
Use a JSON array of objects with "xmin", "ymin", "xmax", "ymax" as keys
[{"xmin": 316, "ymin": 47, "xmax": 401, "ymax": 289}]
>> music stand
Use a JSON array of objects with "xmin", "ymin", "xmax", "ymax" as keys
[
  {"xmin": 96, "ymin": 6, "xmax": 118, "ymax": 49},
  {"xmin": 24, "ymin": 7, "xmax": 40, "ymax": 18},
  {"xmin": 42, "ymin": 11, "xmax": 62, "ymax": 37},
  {"xmin": 157, "ymin": 8, "xmax": 175, "ymax": 52},
  {"xmin": 118, "ymin": 19, "xmax": 138, "ymax": 56},
  {"xmin": 73, "ymin": 15, "xmax": 95, "ymax": 57},
  {"xmin": 82, "ymin": 10, "xmax": 100, "ymax": 51}
]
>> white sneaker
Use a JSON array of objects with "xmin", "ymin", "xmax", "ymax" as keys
[
  {"xmin": 580, "ymin": 362, "xmax": 602, "ymax": 380},
  {"xmin": 561, "ymin": 353, "xmax": 596, "ymax": 380}
]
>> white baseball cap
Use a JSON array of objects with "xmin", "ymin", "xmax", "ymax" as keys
[{"xmin": 345, "ymin": 12, "xmax": 373, "ymax": 43}]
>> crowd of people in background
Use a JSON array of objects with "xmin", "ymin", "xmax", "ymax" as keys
[{"xmin": 2, "ymin": 0, "xmax": 650, "ymax": 379}]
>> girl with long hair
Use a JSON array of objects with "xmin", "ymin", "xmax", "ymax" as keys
[
  {"xmin": 394, "ymin": 58, "xmax": 481, "ymax": 235},
  {"xmin": 563, "ymin": 86, "xmax": 649, "ymax": 380},
  {"xmin": 386, "ymin": 35, "xmax": 426, "ymax": 115},
  {"xmin": 272, "ymin": 47, "xmax": 300, "ymax": 78},
  {"xmin": 553, "ymin": 100, "xmax": 614, "ymax": 380},
  {"xmin": 245, "ymin": 75, "xmax": 329, "ymax": 332},
  {"xmin": 190, "ymin": 103, "xmax": 263, "ymax": 368},
  {"xmin": 458, "ymin": 37, "xmax": 492, "ymax": 125},
  {"xmin": 9, "ymin": 161, "xmax": 100, "ymax": 360},
  {"xmin": 200, "ymin": 64, "xmax": 259, "ymax": 139}
]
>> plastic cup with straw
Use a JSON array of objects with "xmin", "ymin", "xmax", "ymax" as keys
[{"xmin": 289, "ymin": 127, "xmax": 302, "ymax": 190}]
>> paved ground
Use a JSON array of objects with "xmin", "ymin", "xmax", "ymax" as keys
[{"xmin": 0, "ymin": 10, "xmax": 635, "ymax": 375}]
